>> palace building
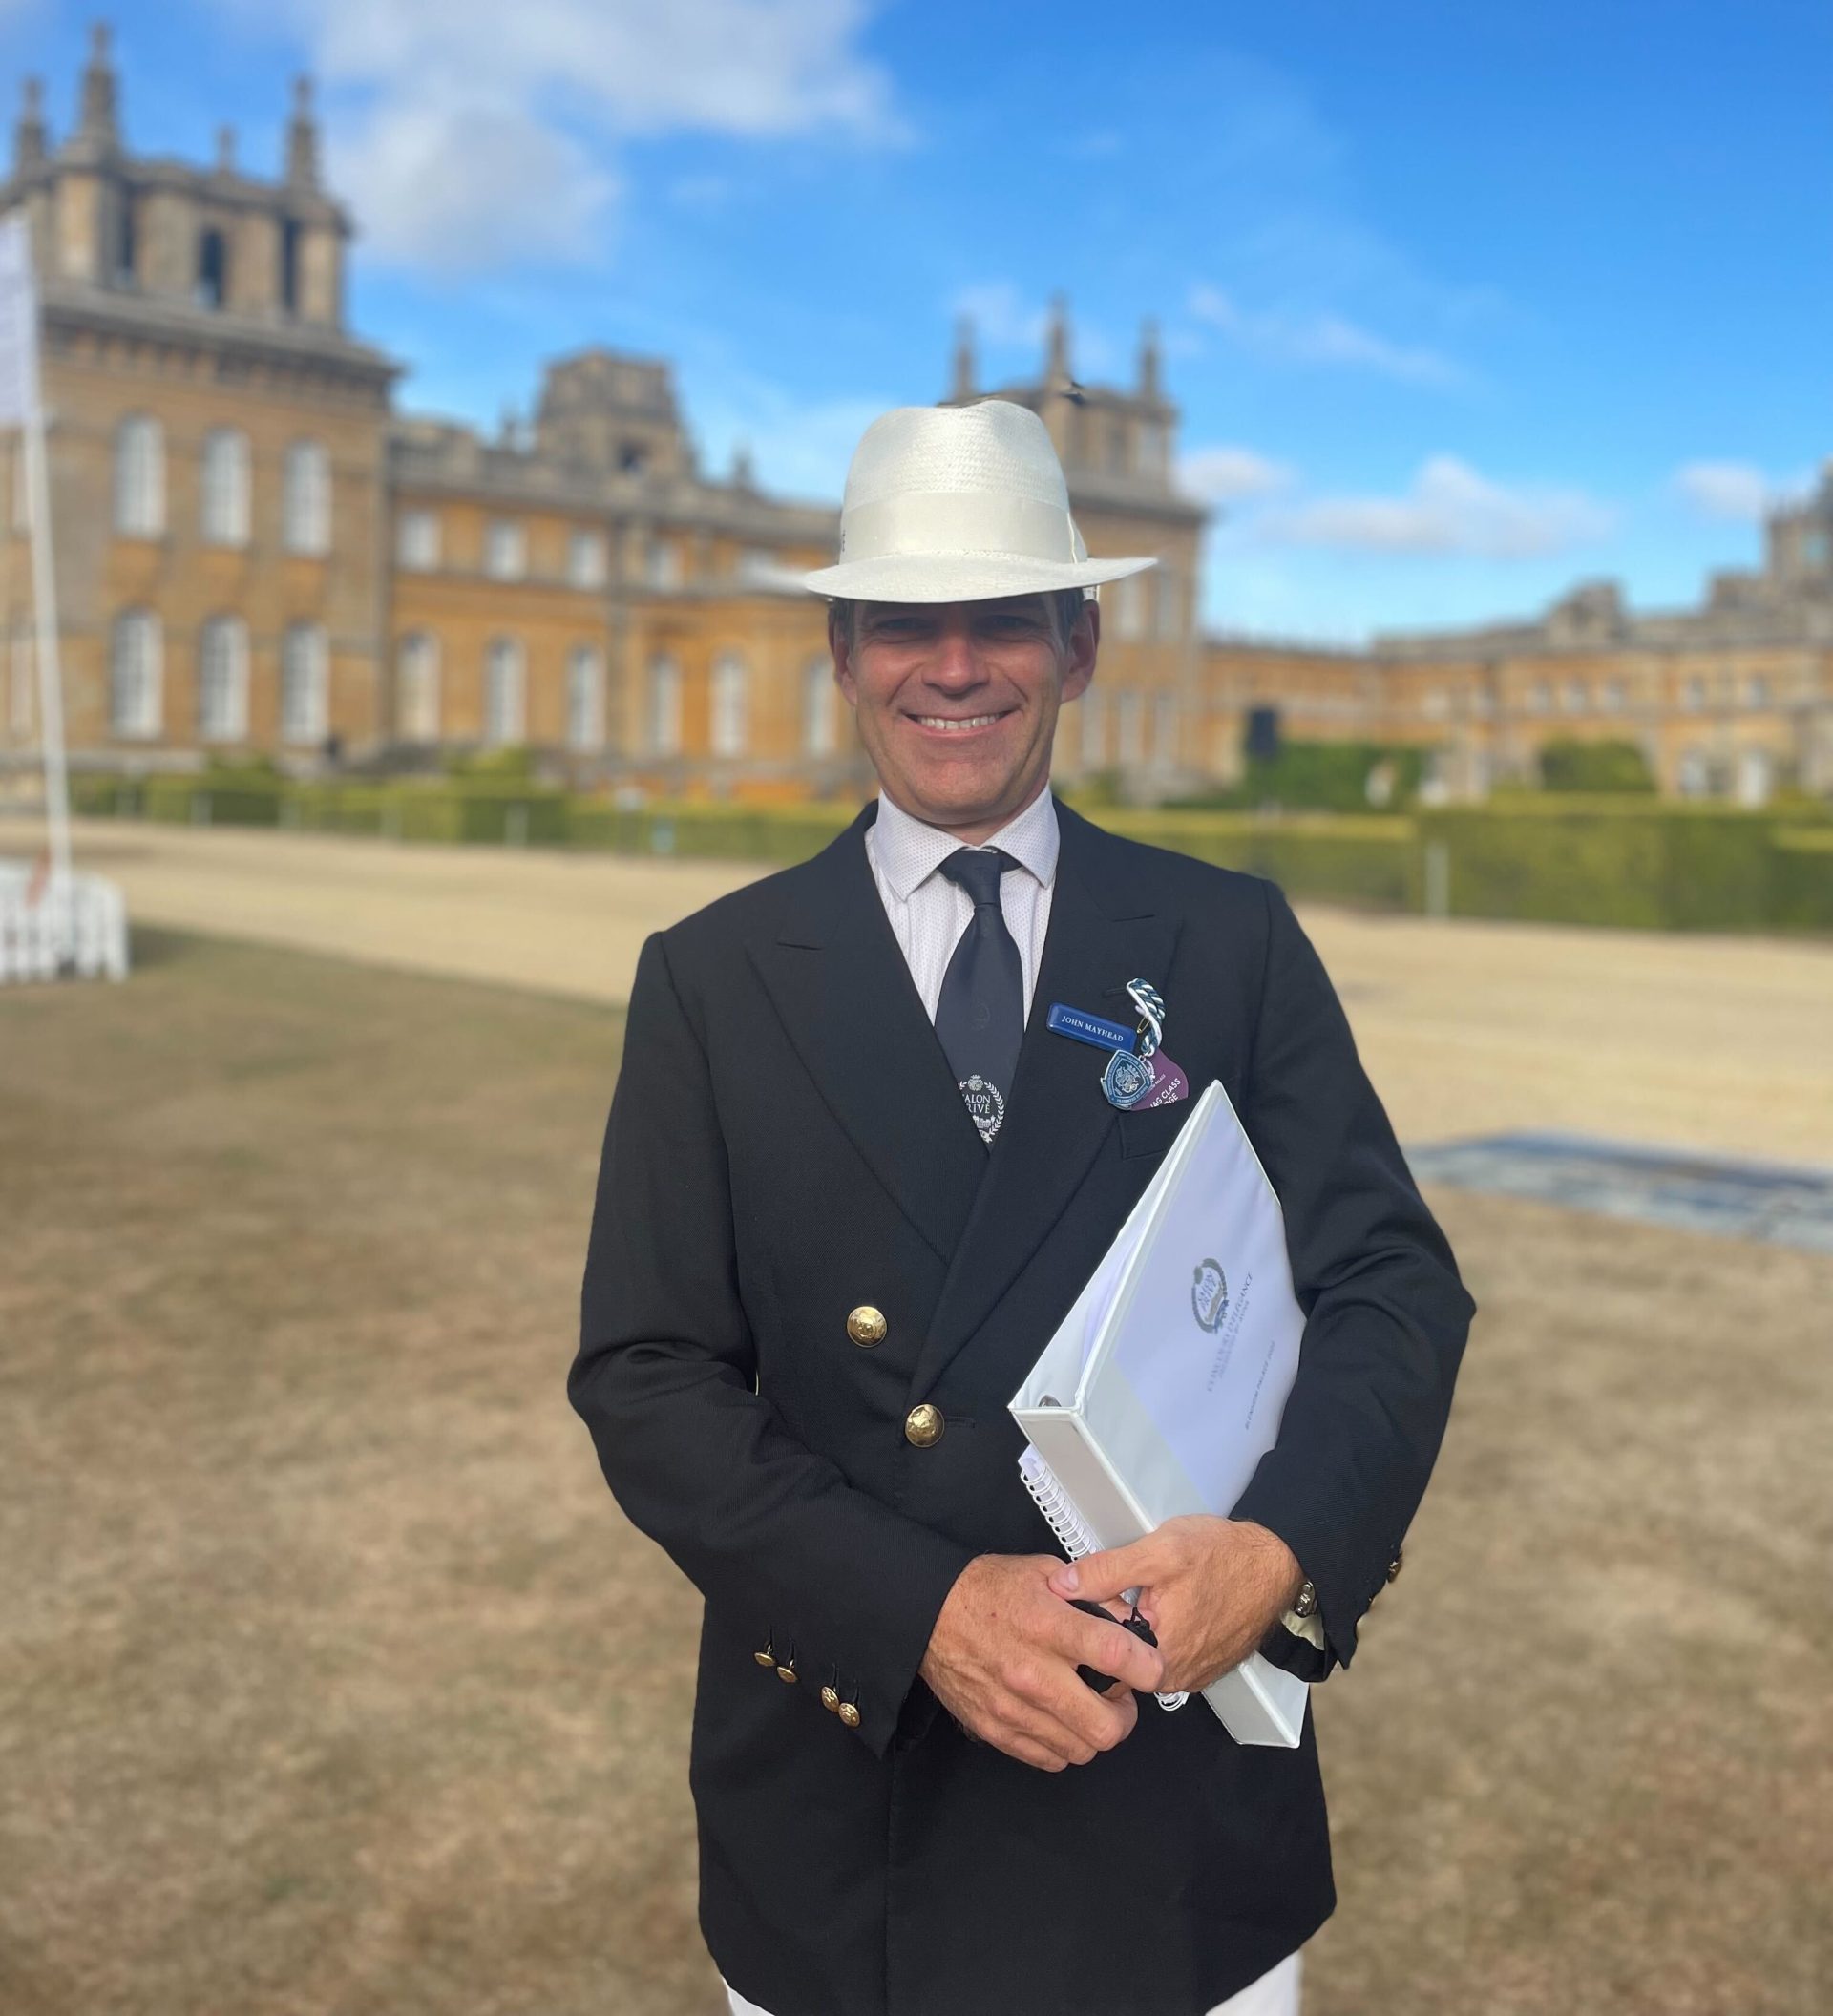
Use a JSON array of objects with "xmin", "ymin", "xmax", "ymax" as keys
[{"xmin": 1, "ymin": 30, "xmax": 1827, "ymax": 806}]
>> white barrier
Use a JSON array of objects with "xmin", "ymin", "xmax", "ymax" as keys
[{"xmin": 0, "ymin": 863, "xmax": 129, "ymax": 985}]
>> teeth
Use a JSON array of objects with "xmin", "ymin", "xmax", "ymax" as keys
[{"xmin": 915, "ymin": 715, "xmax": 1001, "ymax": 731}]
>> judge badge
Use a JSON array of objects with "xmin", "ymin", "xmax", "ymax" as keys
[{"xmin": 1046, "ymin": 980, "xmax": 1180, "ymax": 1111}]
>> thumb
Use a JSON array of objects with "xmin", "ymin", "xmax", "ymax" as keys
[{"xmin": 1049, "ymin": 1539, "xmax": 1156, "ymax": 1604}]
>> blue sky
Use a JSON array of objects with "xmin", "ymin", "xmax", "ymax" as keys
[{"xmin": 7, "ymin": 0, "xmax": 1829, "ymax": 640}]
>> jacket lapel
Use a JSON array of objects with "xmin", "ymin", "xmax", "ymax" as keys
[
  {"xmin": 748, "ymin": 806, "xmax": 987, "ymax": 1265},
  {"xmin": 912, "ymin": 802, "xmax": 1182, "ymax": 1397}
]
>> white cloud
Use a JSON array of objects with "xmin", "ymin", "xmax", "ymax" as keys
[
  {"xmin": 1187, "ymin": 283, "xmax": 1464, "ymax": 388},
  {"xmin": 240, "ymin": 0, "xmax": 898, "ymax": 274},
  {"xmin": 1671, "ymin": 460, "xmax": 1775, "ymax": 522},
  {"xmin": 1260, "ymin": 455, "xmax": 1615, "ymax": 559},
  {"xmin": 1179, "ymin": 445, "xmax": 1296, "ymax": 504},
  {"xmin": 950, "ymin": 282, "xmax": 1047, "ymax": 353}
]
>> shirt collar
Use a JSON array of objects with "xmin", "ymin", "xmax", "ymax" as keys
[{"xmin": 871, "ymin": 787, "xmax": 1061, "ymax": 901}]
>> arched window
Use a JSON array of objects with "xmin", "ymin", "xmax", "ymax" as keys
[
  {"xmin": 282, "ymin": 439, "xmax": 330, "ymax": 555},
  {"xmin": 566, "ymin": 643, "xmax": 603, "ymax": 750},
  {"xmin": 281, "ymin": 622, "xmax": 328, "ymax": 744},
  {"xmin": 110, "ymin": 609, "xmax": 162, "ymax": 737},
  {"xmin": 484, "ymin": 636, "xmax": 525, "ymax": 746},
  {"xmin": 802, "ymin": 657, "xmax": 836, "ymax": 756},
  {"xmin": 196, "ymin": 227, "xmax": 229, "ymax": 308},
  {"xmin": 1116, "ymin": 691, "xmax": 1143, "ymax": 766},
  {"xmin": 200, "ymin": 428, "xmax": 250, "ymax": 546},
  {"xmin": 1080, "ymin": 689, "xmax": 1106, "ymax": 768},
  {"xmin": 197, "ymin": 616, "xmax": 248, "ymax": 742},
  {"xmin": 710, "ymin": 651, "xmax": 748, "ymax": 758},
  {"xmin": 647, "ymin": 654, "xmax": 682, "ymax": 756},
  {"xmin": 567, "ymin": 529, "xmax": 607, "ymax": 589},
  {"xmin": 484, "ymin": 518, "xmax": 525, "ymax": 581},
  {"xmin": 396, "ymin": 632, "xmax": 440, "ymax": 743},
  {"xmin": 114, "ymin": 414, "xmax": 164, "ymax": 536}
]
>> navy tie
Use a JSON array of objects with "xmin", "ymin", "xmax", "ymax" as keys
[{"xmin": 935, "ymin": 848, "xmax": 1023, "ymax": 1145}]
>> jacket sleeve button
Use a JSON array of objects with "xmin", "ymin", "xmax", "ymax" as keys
[{"xmin": 837, "ymin": 1701, "xmax": 862, "ymax": 1730}]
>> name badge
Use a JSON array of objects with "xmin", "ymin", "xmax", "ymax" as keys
[{"xmin": 1046, "ymin": 1002, "xmax": 1137, "ymax": 1053}]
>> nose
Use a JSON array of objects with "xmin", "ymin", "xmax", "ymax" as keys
[{"xmin": 925, "ymin": 620, "xmax": 981, "ymax": 692}]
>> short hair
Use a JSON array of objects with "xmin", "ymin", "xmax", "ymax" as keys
[{"xmin": 828, "ymin": 588, "xmax": 1090, "ymax": 652}]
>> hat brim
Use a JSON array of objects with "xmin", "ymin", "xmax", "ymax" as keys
[{"xmin": 801, "ymin": 552, "xmax": 1158, "ymax": 604}]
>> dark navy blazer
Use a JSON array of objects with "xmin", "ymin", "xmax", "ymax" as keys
[{"xmin": 570, "ymin": 798, "xmax": 1475, "ymax": 2016}]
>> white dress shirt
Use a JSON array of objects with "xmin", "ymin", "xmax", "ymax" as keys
[{"xmin": 863, "ymin": 787, "xmax": 1059, "ymax": 1024}]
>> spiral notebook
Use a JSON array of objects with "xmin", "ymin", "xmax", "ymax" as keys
[{"xmin": 1009, "ymin": 1080, "xmax": 1310, "ymax": 1748}]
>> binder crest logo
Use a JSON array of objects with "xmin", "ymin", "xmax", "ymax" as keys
[{"xmin": 1190, "ymin": 1258, "xmax": 1229, "ymax": 1334}]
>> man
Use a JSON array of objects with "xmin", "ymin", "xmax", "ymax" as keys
[{"xmin": 570, "ymin": 400, "xmax": 1474, "ymax": 2016}]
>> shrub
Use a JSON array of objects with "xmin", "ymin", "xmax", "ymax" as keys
[{"xmin": 1536, "ymin": 738, "xmax": 1656, "ymax": 794}]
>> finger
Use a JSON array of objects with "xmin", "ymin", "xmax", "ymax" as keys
[
  {"xmin": 1057, "ymin": 1608, "xmax": 1167, "ymax": 1695},
  {"xmin": 1025, "ymin": 1665, "xmax": 1140, "ymax": 1758},
  {"xmin": 1047, "ymin": 1540, "xmax": 1160, "ymax": 1605}
]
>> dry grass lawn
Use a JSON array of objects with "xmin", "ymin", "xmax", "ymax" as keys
[{"xmin": 1, "ymin": 929, "xmax": 1828, "ymax": 2016}]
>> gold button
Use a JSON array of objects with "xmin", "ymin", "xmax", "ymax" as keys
[
  {"xmin": 1386, "ymin": 1549, "xmax": 1403, "ymax": 1584},
  {"xmin": 837, "ymin": 1701, "xmax": 862, "ymax": 1730},
  {"xmin": 820, "ymin": 1685, "xmax": 840, "ymax": 1713},
  {"xmin": 846, "ymin": 1305, "xmax": 888, "ymax": 1347},
  {"xmin": 752, "ymin": 1648, "xmax": 775, "ymax": 1668},
  {"xmin": 904, "ymin": 1403, "xmax": 944, "ymax": 1449},
  {"xmin": 776, "ymin": 1663, "xmax": 797, "ymax": 1684}
]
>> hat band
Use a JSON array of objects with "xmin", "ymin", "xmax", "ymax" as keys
[{"xmin": 839, "ymin": 491, "xmax": 1079, "ymax": 565}]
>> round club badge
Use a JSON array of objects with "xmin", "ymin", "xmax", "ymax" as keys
[
  {"xmin": 959, "ymin": 1074, "xmax": 1004, "ymax": 1143},
  {"xmin": 1101, "ymin": 1047, "xmax": 1154, "ymax": 1109}
]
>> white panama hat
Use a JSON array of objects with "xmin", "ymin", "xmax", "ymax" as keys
[{"xmin": 803, "ymin": 399, "xmax": 1159, "ymax": 604}]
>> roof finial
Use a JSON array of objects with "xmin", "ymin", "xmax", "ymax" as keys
[
  {"xmin": 951, "ymin": 315, "xmax": 976, "ymax": 401},
  {"xmin": 730, "ymin": 439, "xmax": 755, "ymax": 491},
  {"xmin": 13, "ymin": 75, "xmax": 47, "ymax": 173},
  {"xmin": 1045, "ymin": 292, "xmax": 1071, "ymax": 386},
  {"xmin": 285, "ymin": 73, "xmax": 319, "ymax": 188},
  {"xmin": 78, "ymin": 20, "xmax": 119, "ymax": 148},
  {"xmin": 1138, "ymin": 316, "xmax": 1162, "ymax": 400},
  {"xmin": 215, "ymin": 123, "xmax": 237, "ymax": 175}
]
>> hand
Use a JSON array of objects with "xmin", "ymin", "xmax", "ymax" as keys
[
  {"xmin": 919, "ymin": 1553, "xmax": 1167, "ymax": 1772},
  {"xmin": 1047, "ymin": 1518, "xmax": 1304, "ymax": 1696}
]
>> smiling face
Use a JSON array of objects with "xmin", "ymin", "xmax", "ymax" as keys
[{"xmin": 831, "ymin": 593, "xmax": 1099, "ymax": 843}]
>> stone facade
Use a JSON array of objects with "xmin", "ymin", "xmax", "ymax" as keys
[{"xmin": 0, "ymin": 32, "xmax": 1826, "ymax": 807}]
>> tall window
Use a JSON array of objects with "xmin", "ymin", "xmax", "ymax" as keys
[
  {"xmin": 566, "ymin": 529, "xmax": 607, "ymax": 589},
  {"xmin": 397, "ymin": 633, "xmax": 440, "ymax": 742},
  {"xmin": 1153, "ymin": 693, "xmax": 1178, "ymax": 765},
  {"xmin": 282, "ymin": 440, "xmax": 331, "ymax": 555},
  {"xmin": 484, "ymin": 636, "xmax": 525, "ymax": 745},
  {"xmin": 11, "ymin": 439, "xmax": 29, "ymax": 532},
  {"xmin": 802, "ymin": 658, "xmax": 836, "ymax": 756},
  {"xmin": 646, "ymin": 654, "xmax": 682, "ymax": 756},
  {"xmin": 1080, "ymin": 690, "xmax": 1106, "ymax": 768},
  {"xmin": 279, "ymin": 219, "xmax": 301, "ymax": 313},
  {"xmin": 1154, "ymin": 567, "xmax": 1182, "ymax": 642},
  {"xmin": 200, "ymin": 428, "xmax": 250, "ymax": 546},
  {"xmin": 1113, "ymin": 575, "xmax": 1146, "ymax": 642},
  {"xmin": 710, "ymin": 651, "xmax": 748, "ymax": 758},
  {"xmin": 1746, "ymin": 673, "xmax": 1770, "ymax": 708},
  {"xmin": 196, "ymin": 227, "xmax": 229, "ymax": 308},
  {"xmin": 566, "ymin": 643, "xmax": 603, "ymax": 750},
  {"xmin": 1682, "ymin": 676, "xmax": 1706, "ymax": 712},
  {"xmin": 110, "ymin": 609, "xmax": 162, "ymax": 737},
  {"xmin": 645, "ymin": 536, "xmax": 682, "ymax": 589},
  {"xmin": 1601, "ymin": 678, "xmax": 1626, "ymax": 713},
  {"xmin": 281, "ymin": 622, "xmax": 328, "ymax": 743},
  {"xmin": 396, "ymin": 509, "xmax": 440, "ymax": 571},
  {"xmin": 1116, "ymin": 691, "xmax": 1143, "ymax": 766},
  {"xmin": 9, "ymin": 626, "xmax": 32, "ymax": 737},
  {"xmin": 1528, "ymin": 681, "xmax": 1551, "ymax": 715},
  {"xmin": 484, "ymin": 519, "xmax": 526, "ymax": 581},
  {"xmin": 1560, "ymin": 678, "xmax": 1587, "ymax": 714},
  {"xmin": 197, "ymin": 616, "xmax": 249, "ymax": 742},
  {"xmin": 114, "ymin": 414, "xmax": 164, "ymax": 536}
]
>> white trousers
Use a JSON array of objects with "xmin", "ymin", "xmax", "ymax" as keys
[{"xmin": 725, "ymin": 1948, "xmax": 1301, "ymax": 2016}]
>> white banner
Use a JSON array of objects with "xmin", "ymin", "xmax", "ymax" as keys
[{"xmin": 0, "ymin": 213, "xmax": 40, "ymax": 428}]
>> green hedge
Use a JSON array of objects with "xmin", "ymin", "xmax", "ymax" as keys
[
  {"xmin": 64, "ymin": 772, "xmax": 1833, "ymax": 934},
  {"xmin": 1416, "ymin": 800, "xmax": 1781, "ymax": 931},
  {"xmin": 1770, "ymin": 828, "xmax": 1833, "ymax": 932},
  {"xmin": 1099, "ymin": 809, "xmax": 1420, "ymax": 911}
]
